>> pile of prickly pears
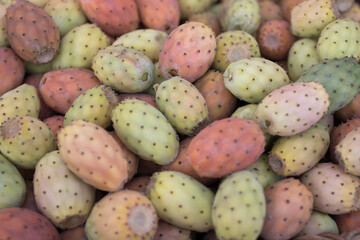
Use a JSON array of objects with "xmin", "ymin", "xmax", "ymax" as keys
[{"xmin": 2, "ymin": 0, "xmax": 360, "ymax": 239}]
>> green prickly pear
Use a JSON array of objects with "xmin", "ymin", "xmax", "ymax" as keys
[{"xmin": 297, "ymin": 211, "xmax": 339, "ymax": 236}]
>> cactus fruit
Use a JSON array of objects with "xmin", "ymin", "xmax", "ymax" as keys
[
  {"xmin": 23, "ymin": 60, "xmax": 53, "ymax": 75},
  {"xmin": 154, "ymin": 220, "xmax": 194, "ymax": 240},
  {"xmin": 212, "ymin": 170, "xmax": 266, "ymax": 240},
  {"xmin": 290, "ymin": 0, "xmax": 340, "ymax": 38},
  {"xmin": 92, "ymin": 45, "xmax": 155, "ymax": 93},
  {"xmin": 57, "ymin": 120, "xmax": 129, "ymax": 192},
  {"xmin": 52, "ymin": 23, "xmax": 111, "ymax": 70},
  {"xmin": 34, "ymin": 150, "xmax": 95, "ymax": 229},
  {"xmin": 335, "ymin": 93, "xmax": 360, "ymax": 122},
  {"xmin": 155, "ymin": 77, "xmax": 209, "ymax": 136},
  {"xmin": 59, "ymin": 226, "xmax": 87, "ymax": 240},
  {"xmin": 254, "ymin": 82, "xmax": 330, "ymax": 136},
  {"xmin": 21, "ymin": 181, "xmax": 40, "ymax": 213},
  {"xmin": 159, "ymin": 21, "xmax": 216, "ymax": 83},
  {"xmin": 300, "ymin": 163, "xmax": 360, "ymax": 215},
  {"xmin": 178, "ymin": 0, "xmax": 215, "ymax": 19},
  {"xmin": 297, "ymin": 211, "xmax": 339, "ymax": 236},
  {"xmin": 335, "ymin": 0, "xmax": 355, "ymax": 12},
  {"xmin": 341, "ymin": 3, "xmax": 360, "ymax": 22},
  {"xmin": 0, "ymin": 207, "xmax": 60, "ymax": 240},
  {"xmin": 0, "ymin": 154, "xmax": 26, "ymax": 209},
  {"xmin": 124, "ymin": 176, "xmax": 151, "ymax": 194},
  {"xmin": 44, "ymin": 0, "xmax": 87, "ymax": 38},
  {"xmin": 118, "ymin": 93, "xmax": 157, "ymax": 108},
  {"xmin": 223, "ymin": 57, "xmax": 291, "ymax": 103},
  {"xmin": 39, "ymin": 68, "xmax": 101, "ymax": 114},
  {"xmin": 259, "ymin": 0, "xmax": 283, "ymax": 24},
  {"xmin": 0, "ymin": 3, "xmax": 9, "ymax": 48},
  {"xmin": 333, "ymin": 211, "xmax": 360, "ymax": 233},
  {"xmin": 146, "ymin": 171, "xmax": 214, "ymax": 232},
  {"xmin": 317, "ymin": 114, "xmax": 334, "ymax": 134},
  {"xmin": 317, "ymin": 18, "xmax": 360, "ymax": 61},
  {"xmin": 187, "ymin": 117, "xmax": 265, "ymax": 178},
  {"xmin": 79, "ymin": 0, "xmax": 139, "ymax": 37},
  {"xmin": 111, "ymin": 98, "xmax": 179, "ymax": 165},
  {"xmin": 189, "ymin": 11, "xmax": 222, "ymax": 36},
  {"xmin": 112, "ymin": 29, "xmax": 168, "ymax": 63},
  {"xmin": 220, "ymin": 0, "xmax": 261, "ymax": 34},
  {"xmin": 145, "ymin": 62, "xmax": 167, "ymax": 96},
  {"xmin": 5, "ymin": 0, "xmax": 60, "ymax": 64},
  {"xmin": 260, "ymin": 178, "xmax": 314, "ymax": 240},
  {"xmin": 43, "ymin": 115, "xmax": 64, "ymax": 141},
  {"xmin": 136, "ymin": 0, "xmax": 180, "ymax": 33},
  {"xmin": 212, "ymin": 30, "xmax": 261, "ymax": 73},
  {"xmin": 280, "ymin": 0, "xmax": 306, "ymax": 21},
  {"xmin": 287, "ymin": 38, "xmax": 320, "ymax": 81},
  {"xmin": 257, "ymin": 20, "xmax": 297, "ymax": 61},
  {"xmin": 85, "ymin": 190, "xmax": 158, "ymax": 240},
  {"xmin": 296, "ymin": 57, "xmax": 360, "ymax": 115},
  {"xmin": 0, "ymin": 116, "xmax": 57, "ymax": 169}
]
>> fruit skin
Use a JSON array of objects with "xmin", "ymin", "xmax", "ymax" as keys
[
  {"xmin": 188, "ymin": 11, "xmax": 222, "ymax": 36},
  {"xmin": 280, "ymin": 0, "xmax": 306, "ymax": 21},
  {"xmin": 92, "ymin": 45, "xmax": 155, "ymax": 93},
  {"xmin": 333, "ymin": 210, "xmax": 360, "ymax": 233},
  {"xmin": 146, "ymin": 171, "xmax": 214, "ymax": 232},
  {"xmin": 154, "ymin": 220, "xmax": 193, "ymax": 240},
  {"xmin": 212, "ymin": 170, "xmax": 266, "ymax": 240},
  {"xmin": 52, "ymin": 23, "xmax": 111, "ymax": 70},
  {"xmin": 317, "ymin": 18, "xmax": 360, "ymax": 61},
  {"xmin": 145, "ymin": 62, "xmax": 167, "ymax": 96},
  {"xmin": 341, "ymin": 3, "xmax": 360, "ymax": 23},
  {"xmin": 296, "ymin": 57, "xmax": 360, "ymax": 115},
  {"xmin": 5, "ymin": 0, "xmax": 60, "ymax": 64},
  {"xmin": 0, "ymin": 154, "xmax": 26, "ymax": 210},
  {"xmin": 79, "ymin": 0, "xmax": 139, "ymax": 37},
  {"xmin": 159, "ymin": 21, "xmax": 216, "ymax": 83},
  {"xmin": 136, "ymin": 0, "xmax": 180, "ymax": 33},
  {"xmin": 0, "ymin": 84, "xmax": 40, "ymax": 126},
  {"xmin": 259, "ymin": 0, "xmax": 283, "ymax": 24},
  {"xmin": 223, "ymin": 57, "xmax": 290, "ymax": 103},
  {"xmin": 0, "ymin": 47, "xmax": 25, "ymax": 95},
  {"xmin": 0, "ymin": 116, "xmax": 57, "ymax": 169},
  {"xmin": 187, "ymin": 117, "xmax": 265, "ymax": 178},
  {"xmin": 43, "ymin": 115, "xmax": 64, "ymax": 142},
  {"xmin": 257, "ymin": 20, "xmax": 297, "ymax": 61},
  {"xmin": 118, "ymin": 93, "xmax": 157, "ymax": 108},
  {"xmin": 39, "ymin": 68, "xmax": 101, "ymax": 114},
  {"xmin": 155, "ymin": 76, "xmax": 209, "ymax": 136},
  {"xmin": 111, "ymin": 98, "xmax": 180, "ymax": 165},
  {"xmin": 297, "ymin": 211, "xmax": 339, "ymax": 236},
  {"xmin": 85, "ymin": 190, "xmax": 158, "ymax": 240},
  {"xmin": 212, "ymin": 30, "xmax": 261, "ymax": 73},
  {"xmin": 260, "ymin": 178, "xmax": 314, "ymax": 240},
  {"xmin": 290, "ymin": 0, "xmax": 340, "ymax": 38},
  {"xmin": 0, "ymin": 3, "xmax": 9, "ymax": 48},
  {"xmin": 24, "ymin": 60, "xmax": 53, "ymax": 75},
  {"xmin": 34, "ymin": 150, "xmax": 95, "ymax": 229},
  {"xmin": 287, "ymin": 38, "xmax": 320, "ymax": 81},
  {"xmin": 0, "ymin": 207, "xmax": 60, "ymax": 240},
  {"xmin": 178, "ymin": 0, "xmax": 216, "ymax": 19},
  {"xmin": 254, "ymin": 82, "xmax": 330, "ymax": 136},
  {"xmin": 335, "ymin": 93, "xmax": 360, "ymax": 122},
  {"xmin": 124, "ymin": 176, "xmax": 151, "ymax": 194},
  {"xmin": 59, "ymin": 226, "xmax": 87, "ymax": 240},
  {"xmin": 57, "ymin": 120, "xmax": 129, "ymax": 192},
  {"xmin": 300, "ymin": 162, "xmax": 360, "ymax": 215}
]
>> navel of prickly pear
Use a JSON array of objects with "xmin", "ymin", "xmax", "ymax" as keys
[
  {"xmin": 187, "ymin": 117, "xmax": 265, "ymax": 178},
  {"xmin": 34, "ymin": 150, "xmax": 95, "ymax": 230},
  {"xmin": 5, "ymin": 0, "xmax": 60, "ymax": 64},
  {"xmin": 254, "ymin": 82, "xmax": 330, "ymax": 136},
  {"xmin": 159, "ymin": 21, "xmax": 216, "ymax": 83},
  {"xmin": 146, "ymin": 171, "xmax": 214, "ymax": 232},
  {"xmin": 85, "ymin": 190, "xmax": 158, "ymax": 240},
  {"xmin": 212, "ymin": 171, "xmax": 266, "ymax": 240},
  {"xmin": 57, "ymin": 120, "xmax": 129, "ymax": 192}
]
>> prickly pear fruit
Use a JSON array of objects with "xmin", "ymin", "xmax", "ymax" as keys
[
  {"xmin": 44, "ymin": 0, "xmax": 87, "ymax": 38},
  {"xmin": 189, "ymin": 11, "xmax": 222, "ymax": 36},
  {"xmin": 333, "ymin": 210, "xmax": 360, "ymax": 233},
  {"xmin": 223, "ymin": 57, "xmax": 291, "ymax": 103},
  {"xmin": 85, "ymin": 190, "xmax": 158, "ymax": 240},
  {"xmin": 145, "ymin": 62, "xmax": 167, "ymax": 96},
  {"xmin": 290, "ymin": 0, "xmax": 340, "ymax": 38},
  {"xmin": 39, "ymin": 68, "xmax": 101, "ymax": 114},
  {"xmin": 260, "ymin": 178, "xmax": 314, "ymax": 240},
  {"xmin": 254, "ymin": 82, "xmax": 330, "ymax": 136},
  {"xmin": 300, "ymin": 162, "xmax": 360, "ymax": 215},
  {"xmin": 317, "ymin": 18, "xmax": 360, "ymax": 61},
  {"xmin": 259, "ymin": 0, "xmax": 283, "ymax": 24},
  {"xmin": 178, "ymin": 0, "xmax": 215, "ymax": 19},
  {"xmin": 212, "ymin": 30, "xmax": 260, "ymax": 73},
  {"xmin": 0, "ymin": 207, "xmax": 60, "ymax": 240},
  {"xmin": 57, "ymin": 120, "xmax": 129, "ymax": 192},
  {"xmin": 136, "ymin": 0, "xmax": 180, "ymax": 33},
  {"xmin": 111, "ymin": 98, "xmax": 179, "ymax": 165},
  {"xmin": 34, "ymin": 150, "xmax": 95, "ymax": 229},
  {"xmin": 43, "ymin": 115, "xmax": 64, "ymax": 141},
  {"xmin": 5, "ymin": 0, "xmax": 60, "ymax": 64},
  {"xmin": 335, "ymin": 93, "xmax": 360, "ymax": 122},
  {"xmin": 92, "ymin": 45, "xmax": 154, "ymax": 93},
  {"xmin": 64, "ymin": 85, "xmax": 118, "ymax": 128},
  {"xmin": 0, "ymin": 47, "xmax": 25, "ymax": 95},
  {"xmin": 297, "ymin": 211, "xmax": 339, "ymax": 236},
  {"xmin": 124, "ymin": 176, "xmax": 150, "ymax": 194},
  {"xmin": 220, "ymin": 0, "xmax": 261, "ymax": 34},
  {"xmin": 52, "ymin": 23, "xmax": 111, "ymax": 70},
  {"xmin": 146, "ymin": 171, "xmax": 214, "ymax": 232},
  {"xmin": 187, "ymin": 118, "xmax": 265, "ymax": 178},
  {"xmin": 118, "ymin": 93, "xmax": 157, "ymax": 108},
  {"xmin": 296, "ymin": 57, "xmax": 360, "ymax": 114},
  {"xmin": 59, "ymin": 226, "xmax": 87, "ymax": 240},
  {"xmin": 159, "ymin": 21, "xmax": 216, "ymax": 83},
  {"xmin": 79, "ymin": 0, "xmax": 139, "ymax": 36},
  {"xmin": 212, "ymin": 170, "xmax": 266, "ymax": 240},
  {"xmin": 0, "ymin": 154, "xmax": 26, "ymax": 209},
  {"xmin": 280, "ymin": 0, "xmax": 306, "ymax": 21},
  {"xmin": 154, "ymin": 220, "xmax": 193, "ymax": 240},
  {"xmin": 0, "ymin": 84, "xmax": 40, "ymax": 126},
  {"xmin": 0, "ymin": 3, "xmax": 9, "ymax": 48},
  {"xmin": 23, "ymin": 60, "xmax": 53, "ymax": 75},
  {"xmin": 341, "ymin": 3, "xmax": 360, "ymax": 22}
]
